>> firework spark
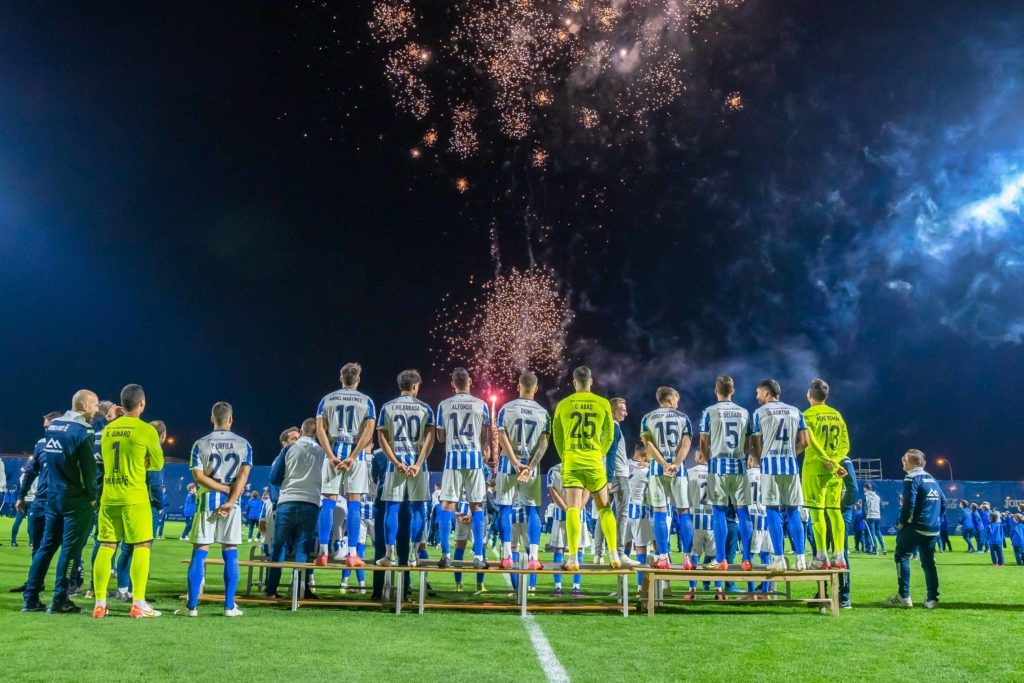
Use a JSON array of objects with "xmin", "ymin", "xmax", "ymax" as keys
[
  {"xmin": 433, "ymin": 268, "xmax": 572, "ymax": 387},
  {"xmin": 423, "ymin": 128, "xmax": 438, "ymax": 147},
  {"xmin": 383, "ymin": 42, "xmax": 431, "ymax": 119},
  {"xmin": 725, "ymin": 90, "xmax": 744, "ymax": 110},
  {"xmin": 369, "ymin": 0, "xmax": 415, "ymax": 44},
  {"xmin": 455, "ymin": 177, "xmax": 469, "ymax": 192},
  {"xmin": 450, "ymin": 103, "xmax": 479, "ymax": 158},
  {"xmin": 532, "ymin": 147, "xmax": 548, "ymax": 168}
]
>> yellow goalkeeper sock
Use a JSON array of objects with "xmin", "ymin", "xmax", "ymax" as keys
[
  {"xmin": 566, "ymin": 507, "xmax": 581, "ymax": 558},
  {"xmin": 827, "ymin": 508, "xmax": 846, "ymax": 553},
  {"xmin": 93, "ymin": 545, "xmax": 115, "ymax": 605},
  {"xmin": 599, "ymin": 507, "xmax": 618, "ymax": 557},
  {"xmin": 810, "ymin": 506, "xmax": 828, "ymax": 555},
  {"xmin": 130, "ymin": 546, "xmax": 151, "ymax": 603}
]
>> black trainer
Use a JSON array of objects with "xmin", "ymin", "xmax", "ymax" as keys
[
  {"xmin": 47, "ymin": 599, "xmax": 82, "ymax": 614},
  {"xmin": 437, "ymin": 557, "xmax": 451, "ymax": 569},
  {"xmin": 9, "ymin": 584, "xmax": 27, "ymax": 593},
  {"xmin": 472, "ymin": 557, "xmax": 490, "ymax": 570},
  {"xmin": 21, "ymin": 599, "xmax": 46, "ymax": 612},
  {"xmin": 426, "ymin": 581, "xmax": 437, "ymax": 597}
]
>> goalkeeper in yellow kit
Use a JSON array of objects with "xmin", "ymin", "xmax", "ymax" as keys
[
  {"xmin": 551, "ymin": 366, "xmax": 621, "ymax": 570},
  {"xmin": 802, "ymin": 378, "xmax": 850, "ymax": 570},
  {"xmin": 92, "ymin": 384, "xmax": 164, "ymax": 618}
]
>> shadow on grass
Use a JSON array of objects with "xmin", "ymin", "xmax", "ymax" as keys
[{"xmin": 855, "ymin": 601, "xmax": 1022, "ymax": 612}]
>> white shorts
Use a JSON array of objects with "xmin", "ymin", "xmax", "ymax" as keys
[
  {"xmin": 761, "ymin": 473, "xmax": 804, "ymax": 508},
  {"xmin": 442, "ymin": 468, "xmax": 486, "ymax": 503},
  {"xmin": 382, "ymin": 468, "xmax": 430, "ymax": 502},
  {"xmin": 751, "ymin": 529, "xmax": 773, "ymax": 555},
  {"xmin": 495, "ymin": 471, "xmax": 542, "ymax": 506},
  {"xmin": 190, "ymin": 505, "xmax": 242, "ymax": 546},
  {"xmin": 691, "ymin": 528, "xmax": 716, "ymax": 559},
  {"xmin": 344, "ymin": 459, "xmax": 370, "ymax": 496},
  {"xmin": 708, "ymin": 472, "xmax": 752, "ymax": 507},
  {"xmin": 648, "ymin": 474, "xmax": 690, "ymax": 509},
  {"xmin": 322, "ymin": 458, "xmax": 344, "ymax": 495},
  {"xmin": 549, "ymin": 518, "xmax": 590, "ymax": 549},
  {"xmin": 625, "ymin": 517, "xmax": 653, "ymax": 548},
  {"xmin": 416, "ymin": 502, "xmax": 430, "ymax": 543},
  {"xmin": 455, "ymin": 520, "xmax": 473, "ymax": 543},
  {"xmin": 511, "ymin": 520, "xmax": 528, "ymax": 548}
]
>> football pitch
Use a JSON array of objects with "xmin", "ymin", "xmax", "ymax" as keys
[{"xmin": 0, "ymin": 519, "xmax": 1020, "ymax": 682}]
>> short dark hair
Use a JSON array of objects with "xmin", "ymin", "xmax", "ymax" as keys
[
  {"xmin": 715, "ymin": 376, "xmax": 734, "ymax": 396},
  {"xmin": 279, "ymin": 426, "xmax": 299, "ymax": 444},
  {"xmin": 120, "ymin": 384, "xmax": 145, "ymax": 411},
  {"xmin": 452, "ymin": 367, "xmax": 471, "ymax": 390},
  {"xmin": 44, "ymin": 411, "xmax": 62, "ymax": 421},
  {"xmin": 863, "ymin": 482, "xmax": 872, "ymax": 491},
  {"xmin": 757, "ymin": 379, "xmax": 781, "ymax": 399},
  {"xmin": 211, "ymin": 401, "xmax": 233, "ymax": 425},
  {"xmin": 634, "ymin": 442, "xmax": 646, "ymax": 452},
  {"xmin": 573, "ymin": 365, "xmax": 592, "ymax": 386},
  {"xmin": 149, "ymin": 419, "xmax": 167, "ymax": 437},
  {"xmin": 398, "ymin": 369, "xmax": 422, "ymax": 391},
  {"xmin": 519, "ymin": 371, "xmax": 538, "ymax": 390},
  {"xmin": 808, "ymin": 378, "xmax": 829, "ymax": 402},
  {"xmin": 300, "ymin": 418, "xmax": 317, "ymax": 436},
  {"xmin": 341, "ymin": 362, "xmax": 362, "ymax": 386}
]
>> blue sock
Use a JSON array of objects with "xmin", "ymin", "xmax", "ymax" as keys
[
  {"xmin": 439, "ymin": 509, "xmax": 453, "ymax": 555},
  {"xmin": 529, "ymin": 569, "xmax": 536, "ymax": 589},
  {"xmin": 636, "ymin": 552, "xmax": 646, "ymax": 587},
  {"xmin": 385, "ymin": 502, "xmax": 401, "ymax": 545},
  {"xmin": 786, "ymin": 508, "xmax": 806, "ymax": 554},
  {"xmin": 471, "ymin": 510, "xmax": 485, "ymax": 557},
  {"xmin": 653, "ymin": 510, "xmax": 669, "ymax": 557},
  {"xmin": 676, "ymin": 511, "xmax": 693, "ymax": 554},
  {"xmin": 342, "ymin": 568, "xmax": 351, "ymax": 581},
  {"xmin": 526, "ymin": 506, "xmax": 541, "ymax": 545},
  {"xmin": 510, "ymin": 551, "xmax": 520, "ymax": 590},
  {"xmin": 453, "ymin": 547, "xmax": 465, "ymax": 584},
  {"xmin": 766, "ymin": 507, "xmax": 784, "ymax": 557},
  {"xmin": 499, "ymin": 505, "xmax": 512, "ymax": 543},
  {"xmin": 317, "ymin": 498, "xmax": 337, "ymax": 548},
  {"xmin": 737, "ymin": 507, "xmax": 753, "ymax": 561},
  {"xmin": 553, "ymin": 551, "xmax": 564, "ymax": 586},
  {"xmin": 410, "ymin": 503, "xmax": 425, "ymax": 549},
  {"xmin": 345, "ymin": 500, "xmax": 361, "ymax": 554},
  {"xmin": 116, "ymin": 544, "xmax": 133, "ymax": 589},
  {"xmin": 187, "ymin": 548, "xmax": 207, "ymax": 609},
  {"xmin": 223, "ymin": 548, "xmax": 239, "ymax": 610},
  {"xmin": 356, "ymin": 543, "xmax": 366, "ymax": 583},
  {"xmin": 712, "ymin": 506, "xmax": 729, "ymax": 562},
  {"xmin": 418, "ymin": 547, "xmax": 429, "ymax": 562},
  {"xmin": 689, "ymin": 554, "xmax": 700, "ymax": 590},
  {"xmin": 574, "ymin": 550, "xmax": 583, "ymax": 586}
]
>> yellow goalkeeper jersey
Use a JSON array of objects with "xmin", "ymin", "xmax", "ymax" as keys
[
  {"xmin": 802, "ymin": 404, "xmax": 850, "ymax": 472},
  {"xmin": 100, "ymin": 416, "xmax": 164, "ymax": 506},
  {"xmin": 551, "ymin": 391, "xmax": 614, "ymax": 463}
]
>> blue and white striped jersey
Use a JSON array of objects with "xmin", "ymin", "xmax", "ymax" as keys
[
  {"xmin": 377, "ymin": 396, "xmax": 435, "ymax": 471},
  {"xmin": 511, "ymin": 503, "xmax": 527, "ymax": 525},
  {"xmin": 687, "ymin": 463, "xmax": 713, "ymax": 530},
  {"xmin": 496, "ymin": 398, "xmax": 550, "ymax": 474},
  {"xmin": 699, "ymin": 401, "xmax": 750, "ymax": 475},
  {"xmin": 437, "ymin": 393, "xmax": 490, "ymax": 470},
  {"xmin": 547, "ymin": 465, "xmax": 566, "ymax": 521},
  {"xmin": 626, "ymin": 459, "xmax": 649, "ymax": 505},
  {"xmin": 640, "ymin": 407, "xmax": 692, "ymax": 477},
  {"xmin": 361, "ymin": 498, "xmax": 375, "ymax": 520},
  {"xmin": 317, "ymin": 388, "xmax": 376, "ymax": 458},
  {"xmin": 456, "ymin": 500, "xmax": 471, "ymax": 518},
  {"xmin": 751, "ymin": 401, "xmax": 806, "ymax": 475},
  {"xmin": 190, "ymin": 430, "xmax": 254, "ymax": 510}
]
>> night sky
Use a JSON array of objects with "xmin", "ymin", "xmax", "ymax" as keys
[{"xmin": 2, "ymin": 2, "xmax": 1022, "ymax": 479}]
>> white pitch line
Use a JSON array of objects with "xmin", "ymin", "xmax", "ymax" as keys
[{"xmin": 523, "ymin": 614, "xmax": 570, "ymax": 683}]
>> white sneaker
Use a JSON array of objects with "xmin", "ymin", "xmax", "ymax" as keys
[
  {"xmin": 340, "ymin": 581, "xmax": 348, "ymax": 591},
  {"xmin": 766, "ymin": 556, "xmax": 788, "ymax": 572},
  {"xmin": 794, "ymin": 554, "xmax": 807, "ymax": 571},
  {"xmin": 174, "ymin": 607, "xmax": 198, "ymax": 617},
  {"xmin": 924, "ymin": 599, "xmax": 938, "ymax": 609},
  {"xmin": 224, "ymin": 606, "xmax": 244, "ymax": 617},
  {"xmin": 593, "ymin": 554, "xmax": 604, "ymax": 565},
  {"xmin": 882, "ymin": 594, "xmax": 913, "ymax": 608},
  {"xmin": 130, "ymin": 601, "xmax": 162, "ymax": 618},
  {"xmin": 809, "ymin": 555, "xmax": 831, "ymax": 570},
  {"xmin": 832, "ymin": 552, "xmax": 847, "ymax": 569},
  {"xmin": 619, "ymin": 554, "xmax": 642, "ymax": 567}
]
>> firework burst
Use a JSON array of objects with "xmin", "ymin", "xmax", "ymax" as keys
[{"xmin": 433, "ymin": 267, "xmax": 573, "ymax": 388}]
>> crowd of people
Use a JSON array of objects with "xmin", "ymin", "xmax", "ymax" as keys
[{"xmin": 7, "ymin": 362, "xmax": 1019, "ymax": 619}]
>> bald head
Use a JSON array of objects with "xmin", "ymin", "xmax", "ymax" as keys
[{"xmin": 72, "ymin": 390, "xmax": 99, "ymax": 421}]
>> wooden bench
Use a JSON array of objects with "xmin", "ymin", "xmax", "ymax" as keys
[
  {"xmin": 641, "ymin": 566, "xmax": 847, "ymax": 616},
  {"xmin": 186, "ymin": 557, "xmax": 637, "ymax": 615}
]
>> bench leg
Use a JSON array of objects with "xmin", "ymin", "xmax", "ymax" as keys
[
  {"xmin": 290, "ymin": 569, "xmax": 299, "ymax": 612},
  {"xmin": 830, "ymin": 574, "xmax": 839, "ymax": 616},
  {"xmin": 418, "ymin": 570, "xmax": 426, "ymax": 615},
  {"xmin": 396, "ymin": 573, "xmax": 403, "ymax": 615},
  {"xmin": 621, "ymin": 574, "xmax": 628, "ymax": 618},
  {"xmin": 646, "ymin": 573, "xmax": 655, "ymax": 616},
  {"xmin": 383, "ymin": 569, "xmax": 391, "ymax": 602},
  {"xmin": 521, "ymin": 573, "xmax": 528, "ymax": 618}
]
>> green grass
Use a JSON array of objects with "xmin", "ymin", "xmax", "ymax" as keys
[{"xmin": 0, "ymin": 518, "xmax": 1020, "ymax": 682}]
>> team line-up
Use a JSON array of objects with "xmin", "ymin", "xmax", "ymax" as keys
[{"xmin": 14, "ymin": 363, "xmax": 941, "ymax": 617}]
